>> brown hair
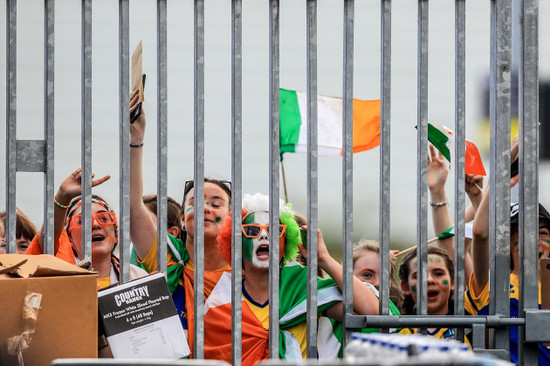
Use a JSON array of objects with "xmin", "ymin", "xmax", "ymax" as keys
[
  {"xmin": 182, "ymin": 178, "xmax": 232, "ymax": 209},
  {"xmin": 0, "ymin": 209, "xmax": 37, "ymax": 241},
  {"xmin": 353, "ymin": 239, "xmax": 402, "ymax": 308},
  {"xmin": 398, "ymin": 245, "xmax": 454, "ymax": 315},
  {"xmin": 143, "ymin": 194, "xmax": 182, "ymax": 233}
]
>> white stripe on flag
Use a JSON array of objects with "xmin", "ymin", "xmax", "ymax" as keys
[{"xmin": 295, "ymin": 92, "xmax": 343, "ymax": 155}]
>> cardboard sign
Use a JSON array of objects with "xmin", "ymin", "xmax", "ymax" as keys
[
  {"xmin": 131, "ymin": 41, "xmax": 144, "ymax": 103},
  {"xmin": 98, "ymin": 272, "xmax": 190, "ymax": 359}
]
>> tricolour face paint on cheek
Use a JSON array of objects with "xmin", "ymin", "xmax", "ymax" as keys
[
  {"xmin": 242, "ymin": 213, "xmax": 256, "ymax": 263},
  {"xmin": 243, "ymin": 237, "xmax": 254, "ymax": 262}
]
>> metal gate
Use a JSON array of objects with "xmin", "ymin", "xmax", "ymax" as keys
[{"xmin": 2, "ymin": 0, "xmax": 549, "ymax": 365}]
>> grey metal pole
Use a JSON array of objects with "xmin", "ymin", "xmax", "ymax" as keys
[
  {"xmin": 157, "ymin": 0, "xmax": 168, "ymax": 275},
  {"xmin": 119, "ymin": 0, "xmax": 130, "ymax": 283},
  {"xmin": 268, "ymin": 0, "xmax": 280, "ymax": 358},
  {"xmin": 43, "ymin": 0, "xmax": 55, "ymax": 256},
  {"xmin": 5, "ymin": 0, "xmax": 16, "ymax": 254},
  {"xmin": 193, "ymin": 0, "xmax": 205, "ymax": 359},
  {"xmin": 489, "ymin": 0, "xmax": 512, "ymax": 354},
  {"xmin": 416, "ymin": 0, "xmax": 429, "ymax": 319},
  {"xmin": 454, "ymin": 0, "xmax": 466, "ymax": 342},
  {"xmin": 518, "ymin": 0, "xmax": 539, "ymax": 363},
  {"xmin": 231, "ymin": 0, "xmax": 243, "ymax": 364},
  {"xmin": 81, "ymin": 0, "xmax": 93, "ymax": 262},
  {"xmin": 378, "ymin": 0, "xmax": 391, "ymax": 321},
  {"xmin": 306, "ymin": 0, "xmax": 319, "ymax": 358},
  {"xmin": 342, "ymin": 0, "xmax": 354, "ymax": 350}
]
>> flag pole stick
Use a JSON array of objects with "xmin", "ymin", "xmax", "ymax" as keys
[{"xmin": 281, "ymin": 159, "xmax": 289, "ymax": 203}]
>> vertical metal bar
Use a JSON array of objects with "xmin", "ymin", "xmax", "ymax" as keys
[
  {"xmin": 119, "ymin": 0, "xmax": 130, "ymax": 283},
  {"xmin": 157, "ymin": 0, "xmax": 168, "ymax": 275},
  {"xmin": 342, "ymin": 0, "xmax": 354, "ymax": 350},
  {"xmin": 268, "ymin": 0, "xmax": 280, "ymax": 359},
  {"xmin": 306, "ymin": 0, "xmax": 319, "ymax": 358},
  {"xmin": 472, "ymin": 323, "xmax": 487, "ymax": 350},
  {"xmin": 416, "ymin": 0, "xmax": 429, "ymax": 318},
  {"xmin": 489, "ymin": 0, "xmax": 511, "ymax": 353},
  {"xmin": 81, "ymin": 0, "xmax": 93, "ymax": 261},
  {"xmin": 231, "ymin": 0, "xmax": 243, "ymax": 364},
  {"xmin": 43, "ymin": 0, "xmax": 55, "ymax": 256},
  {"xmin": 193, "ymin": 0, "xmax": 205, "ymax": 358},
  {"xmin": 378, "ymin": 0, "xmax": 391, "ymax": 320},
  {"xmin": 268, "ymin": 0, "xmax": 281, "ymax": 358},
  {"xmin": 5, "ymin": 0, "xmax": 16, "ymax": 254},
  {"xmin": 518, "ymin": 0, "xmax": 539, "ymax": 363},
  {"xmin": 454, "ymin": 0, "xmax": 466, "ymax": 342}
]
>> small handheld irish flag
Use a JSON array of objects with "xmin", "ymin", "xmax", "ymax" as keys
[
  {"xmin": 279, "ymin": 88, "xmax": 380, "ymax": 158},
  {"xmin": 427, "ymin": 121, "xmax": 487, "ymax": 176}
]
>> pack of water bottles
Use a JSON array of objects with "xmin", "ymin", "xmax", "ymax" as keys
[{"xmin": 344, "ymin": 332, "xmax": 508, "ymax": 365}]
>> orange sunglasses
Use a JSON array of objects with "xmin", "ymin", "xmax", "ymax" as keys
[
  {"xmin": 67, "ymin": 212, "xmax": 117, "ymax": 233},
  {"xmin": 242, "ymin": 223, "xmax": 287, "ymax": 238}
]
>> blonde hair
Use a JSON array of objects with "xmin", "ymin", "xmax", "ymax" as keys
[{"xmin": 353, "ymin": 239, "xmax": 402, "ymax": 308}]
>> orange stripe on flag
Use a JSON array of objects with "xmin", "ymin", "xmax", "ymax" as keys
[
  {"xmin": 465, "ymin": 140, "xmax": 487, "ymax": 176},
  {"xmin": 340, "ymin": 99, "xmax": 381, "ymax": 154}
]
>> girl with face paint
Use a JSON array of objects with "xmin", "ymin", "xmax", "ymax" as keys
[
  {"xmin": 25, "ymin": 168, "xmax": 148, "ymax": 289},
  {"xmin": 205, "ymin": 193, "xmax": 381, "ymax": 364},
  {"xmin": 397, "ymin": 246, "xmax": 469, "ymax": 345},
  {"xmin": 128, "ymin": 90, "xmax": 231, "ymax": 356}
]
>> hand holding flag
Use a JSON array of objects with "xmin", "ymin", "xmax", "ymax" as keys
[{"xmin": 426, "ymin": 121, "xmax": 487, "ymax": 176}]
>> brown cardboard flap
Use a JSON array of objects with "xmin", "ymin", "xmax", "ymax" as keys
[{"xmin": 0, "ymin": 254, "xmax": 95, "ymax": 278}]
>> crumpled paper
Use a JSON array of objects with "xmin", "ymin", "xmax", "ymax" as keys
[{"xmin": 7, "ymin": 292, "xmax": 42, "ymax": 366}]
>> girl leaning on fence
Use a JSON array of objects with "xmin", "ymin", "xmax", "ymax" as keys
[{"xmin": 128, "ymin": 89, "xmax": 232, "ymax": 356}]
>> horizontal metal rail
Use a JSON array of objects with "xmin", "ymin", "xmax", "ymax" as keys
[{"xmin": 346, "ymin": 314, "xmax": 525, "ymax": 329}]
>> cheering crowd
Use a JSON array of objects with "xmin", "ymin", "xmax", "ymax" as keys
[{"xmin": 1, "ymin": 90, "xmax": 549, "ymax": 365}]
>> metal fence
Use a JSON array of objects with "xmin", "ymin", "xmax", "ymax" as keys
[{"xmin": 2, "ymin": 0, "xmax": 549, "ymax": 365}]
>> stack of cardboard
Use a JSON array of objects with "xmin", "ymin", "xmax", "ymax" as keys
[{"xmin": 0, "ymin": 254, "xmax": 97, "ymax": 366}]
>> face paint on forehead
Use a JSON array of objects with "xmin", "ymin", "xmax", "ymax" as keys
[{"xmin": 243, "ymin": 212, "xmax": 256, "ymax": 225}]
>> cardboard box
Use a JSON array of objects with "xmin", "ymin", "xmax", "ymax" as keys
[
  {"xmin": 98, "ymin": 272, "xmax": 190, "ymax": 359},
  {"xmin": 0, "ymin": 254, "xmax": 98, "ymax": 366}
]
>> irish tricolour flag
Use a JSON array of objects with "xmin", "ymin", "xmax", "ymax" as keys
[
  {"xmin": 279, "ymin": 89, "xmax": 380, "ymax": 157},
  {"xmin": 428, "ymin": 121, "xmax": 487, "ymax": 176}
]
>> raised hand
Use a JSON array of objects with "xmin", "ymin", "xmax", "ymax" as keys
[
  {"xmin": 129, "ymin": 89, "xmax": 146, "ymax": 144},
  {"xmin": 465, "ymin": 174, "xmax": 483, "ymax": 196},
  {"xmin": 297, "ymin": 225, "xmax": 333, "ymax": 268},
  {"xmin": 427, "ymin": 144, "xmax": 449, "ymax": 192},
  {"xmin": 55, "ymin": 167, "xmax": 111, "ymax": 206}
]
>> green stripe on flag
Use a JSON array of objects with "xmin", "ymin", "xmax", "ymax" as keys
[
  {"xmin": 427, "ymin": 123, "xmax": 451, "ymax": 162},
  {"xmin": 279, "ymin": 89, "xmax": 302, "ymax": 156}
]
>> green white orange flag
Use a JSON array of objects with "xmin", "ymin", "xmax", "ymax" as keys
[
  {"xmin": 427, "ymin": 121, "xmax": 487, "ymax": 176},
  {"xmin": 279, "ymin": 88, "xmax": 381, "ymax": 157}
]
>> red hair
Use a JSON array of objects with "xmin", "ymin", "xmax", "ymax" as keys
[{"xmin": 217, "ymin": 208, "xmax": 248, "ymax": 264}]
